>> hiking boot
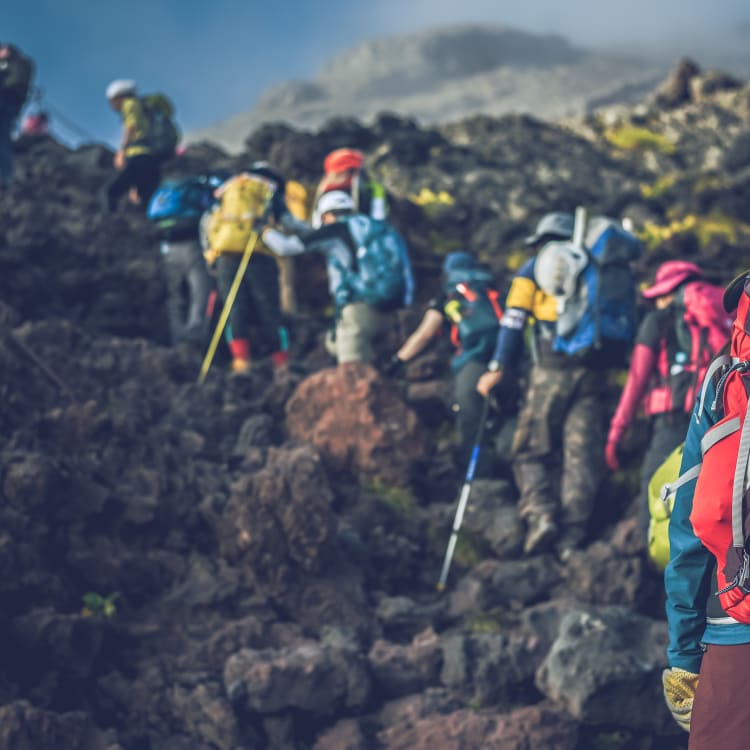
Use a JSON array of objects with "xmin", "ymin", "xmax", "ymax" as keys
[{"xmin": 523, "ymin": 514, "xmax": 557, "ymax": 555}]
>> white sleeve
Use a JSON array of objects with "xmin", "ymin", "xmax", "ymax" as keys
[{"xmin": 263, "ymin": 228, "xmax": 306, "ymax": 257}]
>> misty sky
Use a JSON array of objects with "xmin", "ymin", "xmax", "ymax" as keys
[{"xmin": 5, "ymin": 0, "xmax": 749, "ymax": 149}]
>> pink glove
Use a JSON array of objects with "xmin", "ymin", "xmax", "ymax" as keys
[{"xmin": 605, "ymin": 441, "xmax": 620, "ymax": 471}]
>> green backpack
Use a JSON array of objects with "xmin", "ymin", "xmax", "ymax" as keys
[{"xmin": 140, "ymin": 93, "xmax": 180, "ymax": 160}]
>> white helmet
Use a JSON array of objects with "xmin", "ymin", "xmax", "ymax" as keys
[
  {"xmin": 534, "ymin": 240, "xmax": 589, "ymax": 299},
  {"xmin": 106, "ymin": 79, "xmax": 137, "ymax": 100},
  {"xmin": 316, "ymin": 190, "xmax": 355, "ymax": 217}
]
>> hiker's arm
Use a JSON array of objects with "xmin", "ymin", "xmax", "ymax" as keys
[
  {"xmin": 262, "ymin": 228, "xmax": 306, "ymax": 257},
  {"xmin": 664, "ymin": 386, "xmax": 718, "ymax": 674},
  {"xmin": 607, "ymin": 343, "xmax": 657, "ymax": 446},
  {"xmin": 396, "ymin": 309, "xmax": 443, "ymax": 362}
]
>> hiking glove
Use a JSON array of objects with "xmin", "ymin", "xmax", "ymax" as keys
[
  {"xmin": 382, "ymin": 354, "xmax": 405, "ymax": 377},
  {"xmin": 605, "ymin": 441, "xmax": 620, "ymax": 471},
  {"xmin": 662, "ymin": 667, "xmax": 699, "ymax": 732}
]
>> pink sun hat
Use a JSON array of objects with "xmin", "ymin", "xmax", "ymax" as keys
[{"xmin": 642, "ymin": 260, "xmax": 704, "ymax": 299}]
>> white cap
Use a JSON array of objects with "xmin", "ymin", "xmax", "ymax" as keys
[
  {"xmin": 316, "ymin": 190, "xmax": 355, "ymax": 216},
  {"xmin": 106, "ymin": 79, "xmax": 137, "ymax": 100}
]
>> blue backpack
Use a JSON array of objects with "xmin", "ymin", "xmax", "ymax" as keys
[
  {"xmin": 548, "ymin": 217, "xmax": 642, "ymax": 357},
  {"xmin": 147, "ymin": 175, "xmax": 225, "ymax": 240},
  {"xmin": 345, "ymin": 216, "xmax": 415, "ymax": 311}
]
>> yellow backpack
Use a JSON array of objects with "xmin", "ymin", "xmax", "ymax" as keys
[
  {"xmin": 647, "ymin": 442, "xmax": 703, "ymax": 570},
  {"xmin": 207, "ymin": 174, "xmax": 275, "ymax": 254},
  {"xmin": 284, "ymin": 180, "xmax": 310, "ymax": 222}
]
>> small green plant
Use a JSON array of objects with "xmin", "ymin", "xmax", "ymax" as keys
[
  {"xmin": 605, "ymin": 125, "xmax": 676, "ymax": 154},
  {"xmin": 364, "ymin": 477, "xmax": 416, "ymax": 515},
  {"xmin": 639, "ymin": 173, "xmax": 679, "ymax": 199},
  {"xmin": 81, "ymin": 592, "xmax": 120, "ymax": 620}
]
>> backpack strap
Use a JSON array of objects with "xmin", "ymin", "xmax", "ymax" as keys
[
  {"xmin": 696, "ymin": 354, "xmax": 732, "ymax": 421},
  {"xmin": 660, "ymin": 462, "xmax": 702, "ymax": 512},
  {"xmin": 731, "ymin": 388, "xmax": 750, "ymax": 551}
]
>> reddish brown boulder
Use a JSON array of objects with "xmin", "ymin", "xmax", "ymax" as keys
[{"xmin": 285, "ymin": 363, "xmax": 427, "ymax": 485}]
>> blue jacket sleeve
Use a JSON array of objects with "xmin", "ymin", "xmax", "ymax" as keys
[{"xmin": 664, "ymin": 379, "xmax": 718, "ymax": 673}]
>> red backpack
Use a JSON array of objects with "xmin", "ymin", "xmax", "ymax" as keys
[{"xmin": 690, "ymin": 293, "xmax": 750, "ymax": 623}]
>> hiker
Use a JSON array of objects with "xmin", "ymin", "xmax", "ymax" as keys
[
  {"xmin": 477, "ymin": 210, "xmax": 640, "ymax": 558},
  {"xmin": 605, "ymin": 260, "xmax": 731, "ymax": 541},
  {"xmin": 663, "ymin": 271, "xmax": 750, "ymax": 745},
  {"xmin": 103, "ymin": 79, "xmax": 178, "ymax": 212},
  {"xmin": 203, "ymin": 171, "xmax": 289, "ymax": 374},
  {"xmin": 384, "ymin": 250, "xmax": 510, "ymax": 477},
  {"xmin": 311, "ymin": 148, "xmax": 387, "ymax": 228},
  {"xmin": 263, "ymin": 190, "xmax": 413, "ymax": 365},
  {"xmin": 0, "ymin": 43, "xmax": 34, "ymax": 187},
  {"xmin": 147, "ymin": 174, "xmax": 227, "ymax": 346}
]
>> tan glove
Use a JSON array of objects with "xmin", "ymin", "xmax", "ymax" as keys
[
  {"xmin": 662, "ymin": 667, "xmax": 699, "ymax": 732},
  {"xmin": 203, "ymin": 247, "xmax": 219, "ymax": 268}
]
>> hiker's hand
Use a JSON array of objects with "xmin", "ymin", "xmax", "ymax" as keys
[
  {"xmin": 203, "ymin": 248, "xmax": 219, "ymax": 268},
  {"xmin": 605, "ymin": 440, "xmax": 620, "ymax": 471},
  {"xmin": 662, "ymin": 667, "xmax": 699, "ymax": 732},
  {"xmin": 114, "ymin": 149, "xmax": 125, "ymax": 170},
  {"xmin": 477, "ymin": 369, "xmax": 502, "ymax": 397},
  {"xmin": 381, "ymin": 354, "xmax": 405, "ymax": 377}
]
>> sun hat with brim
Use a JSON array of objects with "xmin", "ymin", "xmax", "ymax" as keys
[
  {"xmin": 106, "ymin": 79, "xmax": 137, "ymax": 100},
  {"xmin": 442, "ymin": 251, "xmax": 476, "ymax": 274},
  {"xmin": 723, "ymin": 270, "xmax": 750, "ymax": 313},
  {"xmin": 641, "ymin": 260, "xmax": 703, "ymax": 299},
  {"xmin": 524, "ymin": 212, "xmax": 574, "ymax": 245}
]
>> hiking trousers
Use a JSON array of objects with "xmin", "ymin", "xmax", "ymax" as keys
[
  {"xmin": 689, "ymin": 642, "xmax": 750, "ymax": 749},
  {"xmin": 512, "ymin": 364, "xmax": 604, "ymax": 527},
  {"xmin": 453, "ymin": 358, "xmax": 495, "ymax": 478},
  {"xmin": 161, "ymin": 239, "xmax": 214, "ymax": 345},
  {"xmin": 216, "ymin": 252, "xmax": 282, "ymax": 357},
  {"xmin": 325, "ymin": 302, "xmax": 391, "ymax": 364},
  {"xmin": 104, "ymin": 153, "xmax": 161, "ymax": 212}
]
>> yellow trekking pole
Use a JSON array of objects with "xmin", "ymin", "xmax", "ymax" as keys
[{"xmin": 197, "ymin": 229, "xmax": 261, "ymax": 384}]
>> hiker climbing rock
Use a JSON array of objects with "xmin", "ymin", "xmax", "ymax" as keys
[
  {"xmin": 663, "ymin": 270, "xmax": 750, "ymax": 745},
  {"xmin": 263, "ymin": 189, "xmax": 413, "ymax": 365},
  {"xmin": 606, "ymin": 260, "xmax": 732, "ymax": 543},
  {"xmin": 386, "ymin": 250, "xmax": 511, "ymax": 477},
  {"xmin": 477, "ymin": 209, "xmax": 641, "ymax": 558},
  {"xmin": 103, "ymin": 79, "xmax": 179, "ymax": 212},
  {"xmin": 202, "ymin": 171, "xmax": 289, "ymax": 375},
  {"xmin": 0, "ymin": 42, "xmax": 34, "ymax": 188},
  {"xmin": 147, "ymin": 174, "xmax": 226, "ymax": 346},
  {"xmin": 311, "ymin": 148, "xmax": 388, "ymax": 228}
]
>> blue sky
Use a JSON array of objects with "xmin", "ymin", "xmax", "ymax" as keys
[{"xmin": 6, "ymin": 0, "xmax": 749, "ymax": 149}]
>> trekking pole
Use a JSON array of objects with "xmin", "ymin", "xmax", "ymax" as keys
[
  {"xmin": 436, "ymin": 395, "xmax": 491, "ymax": 592},
  {"xmin": 197, "ymin": 229, "xmax": 260, "ymax": 384}
]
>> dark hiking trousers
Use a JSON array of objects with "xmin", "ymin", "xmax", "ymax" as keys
[
  {"xmin": 104, "ymin": 153, "xmax": 161, "ymax": 212},
  {"xmin": 689, "ymin": 642, "xmax": 750, "ymax": 749},
  {"xmin": 512, "ymin": 364, "xmax": 604, "ymax": 528},
  {"xmin": 216, "ymin": 252, "xmax": 282, "ymax": 356},
  {"xmin": 161, "ymin": 238, "xmax": 214, "ymax": 345},
  {"xmin": 453, "ymin": 358, "xmax": 494, "ymax": 478},
  {"xmin": 638, "ymin": 411, "xmax": 691, "ymax": 540}
]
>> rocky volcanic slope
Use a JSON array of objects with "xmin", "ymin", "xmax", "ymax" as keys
[{"xmin": 0, "ymin": 62, "xmax": 749, "ymax": 749}]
